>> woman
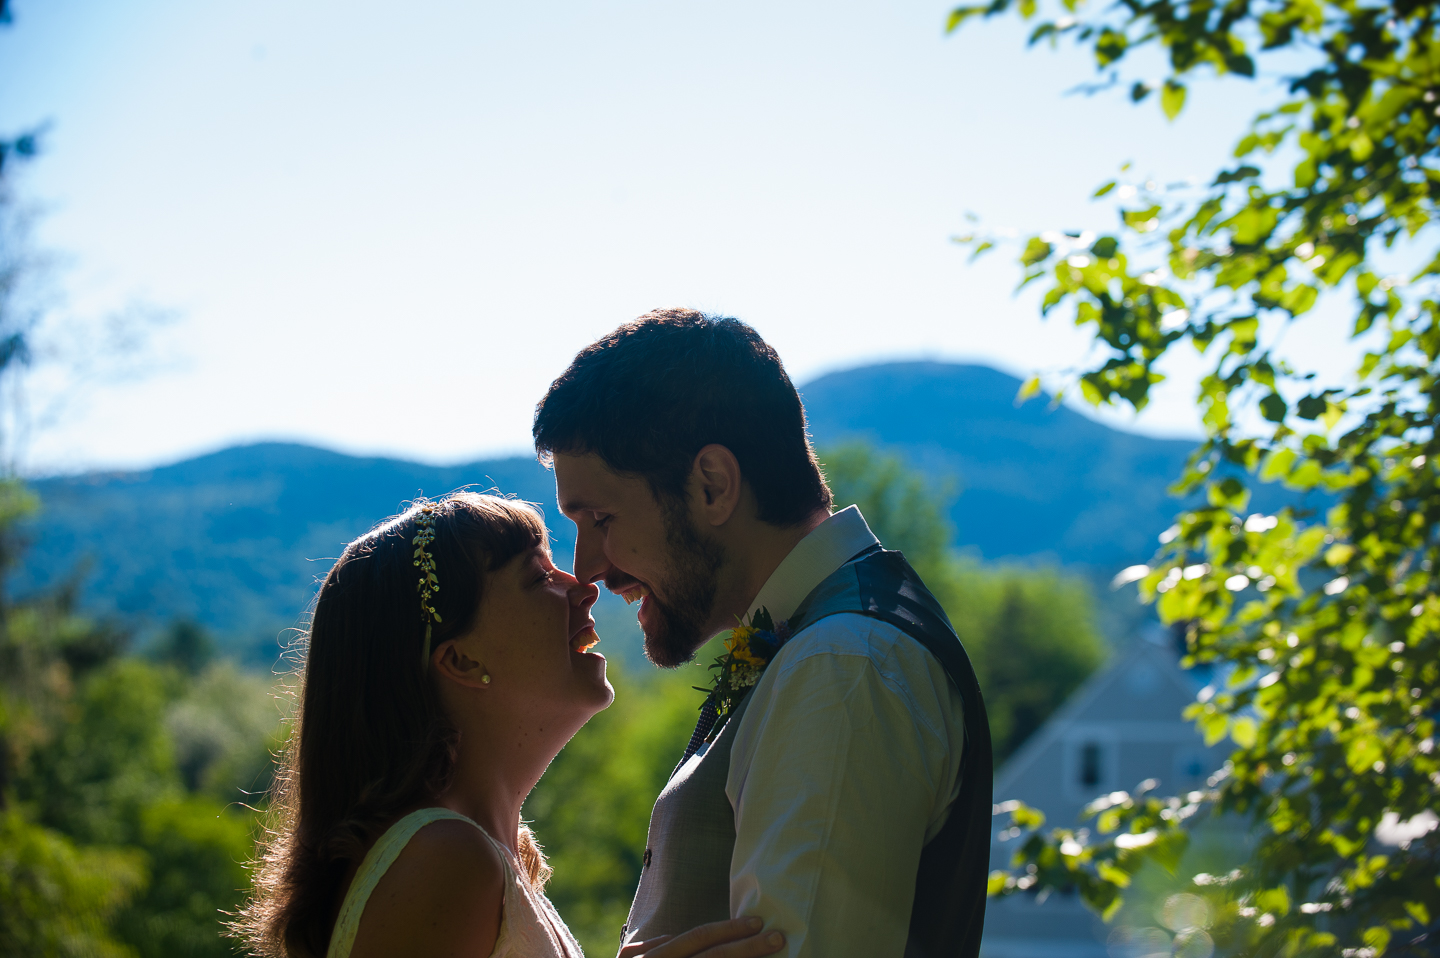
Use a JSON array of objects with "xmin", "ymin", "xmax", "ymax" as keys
[{"xmin": 233, "ymin": 492, "xmax": 783, "ymax": 958}]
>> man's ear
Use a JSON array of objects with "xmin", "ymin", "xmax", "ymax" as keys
[
  {"xmin": 690, "ymin": 444, "xmax": 743, "ymax": 527},
  {"xmin": 433, "ymin": 640, "xmax": 490, "ymax": 689}
]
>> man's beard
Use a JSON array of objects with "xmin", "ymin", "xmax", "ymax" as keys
[{"xmin": 641, "ymin": 501, "xmax": 725, "ymax": 669}]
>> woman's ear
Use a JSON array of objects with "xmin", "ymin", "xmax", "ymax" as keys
[
  {"xmin": 433, "ymin": 640, "xmax": 491, "ymax": 689},
  {"xmin": 691, "ymin": 443, "xmax": 743, "ymax": 527}
]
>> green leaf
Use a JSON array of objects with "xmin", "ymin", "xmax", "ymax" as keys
[
  {"xmin": 1148, "ymin": 830, "xmax": 1189, "ymax": 874},
  {"xmin": 1225, "ymin": 53, "xmax": 1256, "ymax": 77},
  {"xmin": 1295, "ymin": 395, "xmax": 1327, "ymax": 420},
  {"xmin": 1161, "ymin": 80, "xmax": 1186, "ymax": 120},
  {"xmin": 1093, "ymin": 180, "xmax": 1117, "ymax": 198},
  {"xmin": 1018, "ymin": 808, "xmax": 1048, "ymax": 831},
  {"xmin": 1021, "ymin": 237, "xmax": 1054, "ymax": 266},
  {"xmin": 945, "ymin": 5, "xmax": 992, "ymax": 32},
  {"xmin": 1256, "ymin": 885, "xmax": 1291, "ymax": 917},
  {"xmin": 1363, "ymin": 927, "xmax": 1392, "ymax": 954},
  {"xmin": 1016, "ymin": 376, "xmax": 1042, "ymax": 403},
  {"xmin": 1230, "ymin": 716, "xmax": 1258, "ymax": 748},
  {"xmin": 1259, "ymin": 393, "xmax": 1288, "ymax": 422},
  {"xmin": 1213, "ymin": 166, "xmax": 1261, "ymax": 185},
  {"xmin": 1096, "ymin": 860, "xmax": 1132, "ymax": 887},
  {"xmin": 1286, "ymin": 458, "xmax": 1323, "ymax": 489},
  {"xmin": 1321, "ymin": 401, "xmax": 1344, "ymax": 431},
  {"xmin": 1208, "ymin": 477, "xmax": 1250, "ymax": 509},
  {"xmin": 1096, "ymin": 28, "xmax": 1127, "ymax": 66}
]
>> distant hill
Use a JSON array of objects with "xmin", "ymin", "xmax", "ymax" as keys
[
  {"xmin": 15, "ymin": 362, "xmax": 1207, "ymax": 657},
  {"xmin": 801, "ymin": 362, "xmax": 1198, "ymax": 566},
  {"xmin": 16, "ymin": 444, "xmax": 562, "ymax": 660}
]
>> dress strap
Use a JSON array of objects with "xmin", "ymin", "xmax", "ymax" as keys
[{"xmin": 326, "ymin": 807, "xmax": 483, "ymax": 958}]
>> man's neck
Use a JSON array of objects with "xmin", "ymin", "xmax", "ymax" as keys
[{"xmin": 711, "ymin": 507, "xmax": 830, "ymax": 633}]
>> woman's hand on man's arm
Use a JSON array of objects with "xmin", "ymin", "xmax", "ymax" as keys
[{"xmin": 619, "ymin": 918, "xmax": 784, "ymax": 958}]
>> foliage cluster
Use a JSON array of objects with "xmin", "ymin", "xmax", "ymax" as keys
[
  {"xmin": 951, "ymin": 0, "xmax": 1440, "ymax": 952},
  {"xmin": 0, "ymin": 545, "xmax": 282, "ymax": 958}
]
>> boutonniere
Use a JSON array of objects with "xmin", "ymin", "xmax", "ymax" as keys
[{"xmin": 696, "ymin": 606, "xmax": 792, "ymax": 736}]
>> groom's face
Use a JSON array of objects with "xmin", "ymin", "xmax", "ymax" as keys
[{"xmin": 553, "ymin": 452, "xmax": 724, "ymax": 668}]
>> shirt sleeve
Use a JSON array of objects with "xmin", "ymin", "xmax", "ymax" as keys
[{"xmin": 725, "ymin": 616, "xmax": 964, "ymax": 958}]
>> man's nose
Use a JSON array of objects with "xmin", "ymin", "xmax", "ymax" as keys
[{"xmin": 572, "ymin": 523, "xmax": 609, "ymax": 586}]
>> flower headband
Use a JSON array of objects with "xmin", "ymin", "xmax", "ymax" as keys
[{"xmin": 413, "ymin": 504, "xmax": 441, "ymax": 670}]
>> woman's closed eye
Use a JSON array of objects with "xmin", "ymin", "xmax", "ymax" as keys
[{"xmin": 526, "ymin": 552, "xmax": 557, "ymax": 587}]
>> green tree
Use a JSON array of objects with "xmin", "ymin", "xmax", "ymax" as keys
[
  {"xmin": 8, "ymin": 641, "xmax": 261, "ymax": 957},
  {"xmin": 154, "ymin": 620, "xmax": 218, "ymax": 677},
  {"xmin": 950, "ymin": 0, "xmax": 1440, "ymax": 952},
  {"xmin": 931, "ymin": 562, "xmax": 1107, "ymax": 762},
  {"xmin": 0, "ymin": 810, "xmax": 143, "ymax": 958},
  {"xmin": 820, "ymin": 441, "xmax": 954, "ymax": 579},
  {"xmin": 118, "ymin": 796, "xmax": 255, "ymax": 958}
]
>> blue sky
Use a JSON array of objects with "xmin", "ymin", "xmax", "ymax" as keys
[{"xmin": 0, "ymin": 0, "xmax": 1357, "ymax": 472}]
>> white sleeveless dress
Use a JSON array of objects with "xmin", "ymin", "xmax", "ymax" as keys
[{"xmin": 326, "ymin": 807, "xmax": 584, "ymax": 958}]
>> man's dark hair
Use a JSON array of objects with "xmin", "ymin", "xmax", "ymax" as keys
[{"xmin": 533, "ymin": 308, "xmax": 832, "ymax": 526}]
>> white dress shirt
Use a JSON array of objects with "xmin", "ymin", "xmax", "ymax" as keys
[{"xmin": 724, "ymin": 506, "xmax": 966, "ymax": 957}]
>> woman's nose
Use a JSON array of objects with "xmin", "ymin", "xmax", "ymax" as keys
[{"xmin": 568, "ymin": 577, "xmax": 599, "ymax": 612}]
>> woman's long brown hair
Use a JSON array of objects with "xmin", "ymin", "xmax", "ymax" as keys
[{"xmin": 232, "ymin": 492, "xmax": 551, "ymax": 958}]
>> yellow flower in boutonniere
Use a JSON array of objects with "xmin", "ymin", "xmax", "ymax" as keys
[
  {"xmin": 725, "ymin": 625, "xmax": 766, "ymax": 666},
  {"xmin": 697, "ymin": 607, "xmax": 792, "ymax": 737}
]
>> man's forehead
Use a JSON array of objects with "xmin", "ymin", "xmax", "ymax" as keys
[{"xmin": 552, "ymin": 451, "xmax": 621, "ymax": 512}]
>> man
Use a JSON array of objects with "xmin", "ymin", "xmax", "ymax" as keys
[{"xmin": 533, "ymin": 309, "xmax": 992, "ymax": 958}]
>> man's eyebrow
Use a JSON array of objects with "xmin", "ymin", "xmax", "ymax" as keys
[{"xmin": 558, "ymin": 496, "xmax": 600, "ymax": 514}]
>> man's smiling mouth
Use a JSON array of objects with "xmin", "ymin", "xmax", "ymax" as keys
[{"xmin": 620, "ymin": 583, "xmax": 651, "ymax": 605}]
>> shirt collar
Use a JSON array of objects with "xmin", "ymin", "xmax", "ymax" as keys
[{"xmin": 746, "ymin": 505, "xmax": 879, "ymax": 625}]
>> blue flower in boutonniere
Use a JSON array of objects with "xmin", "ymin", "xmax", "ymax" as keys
[{"xmin": 696, "ymin": 606, "xmax": 792, "ymax": 738}]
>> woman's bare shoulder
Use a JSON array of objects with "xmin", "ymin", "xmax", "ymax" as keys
[{"xmin": 349, "ymin": 818, "xmax": 506, "ymax": 958}]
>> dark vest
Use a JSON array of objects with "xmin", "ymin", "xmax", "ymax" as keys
[{"xmin": 622, "ymin": 548, "xmax": 992, "ymax": 958}]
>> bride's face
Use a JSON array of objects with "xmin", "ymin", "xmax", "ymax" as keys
[{"xmin": 448, "ymin": 545, "xmax": 612, "ymax": 719}]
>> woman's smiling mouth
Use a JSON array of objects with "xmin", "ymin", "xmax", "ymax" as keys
[{"xmin": 570, "ymin": 623, "xmax": 600, "ymax": 653}]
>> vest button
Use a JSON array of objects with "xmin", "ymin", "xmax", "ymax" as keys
[{"xmin": 643, "ymin": 847, "xmax": 652, "ymax": 867}]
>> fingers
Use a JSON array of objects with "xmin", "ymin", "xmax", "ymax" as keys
[
  {"xmin": 619, "ymin": 936, "xmax": 674, "ymax": 958},
  {"xmin": 644, "ymin": 918, "xmax": 784, "ymax": 958},
  {"xmin": 694, "ymin": 928, "xmax": 785, "ymax": 958}
]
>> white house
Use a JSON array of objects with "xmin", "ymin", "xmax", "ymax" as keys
[{"xmin": 980, "ymin": 631, "xmax": 1230, "ymax": 958}]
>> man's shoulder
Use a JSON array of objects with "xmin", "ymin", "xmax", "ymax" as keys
[{"xmin": 772, "ymin": 611, "xmax": 937, "ymax": 682}]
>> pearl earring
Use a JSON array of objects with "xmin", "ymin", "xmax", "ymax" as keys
[{"xmin": 481, "ymin": 673, "xmax": 491, "ymax": 685}]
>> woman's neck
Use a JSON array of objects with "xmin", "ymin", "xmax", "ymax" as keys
[{"xmin": 433, "ymin": 711, "xmax": 574, "ymax": 855}]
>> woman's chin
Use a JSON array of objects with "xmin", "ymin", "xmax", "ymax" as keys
[{"xmin": 570, "ymin": 647, "xmax": 613, "ymax": 704}]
